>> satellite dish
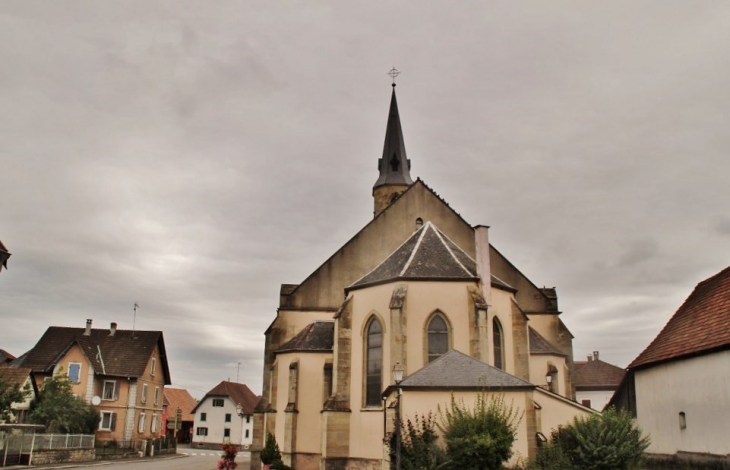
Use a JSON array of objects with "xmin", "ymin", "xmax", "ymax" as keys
[{"xmin": 91, "ymin": 396, "xmax": 101, "ymax": 406}]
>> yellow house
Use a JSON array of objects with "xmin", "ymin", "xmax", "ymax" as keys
[
  {"xmin": 16, "ymin": 319, "xmax": 170, "ymax": 442},
  {"xmin": 251, "ymin": 85, "xmax": 593, "ymax": 469}
]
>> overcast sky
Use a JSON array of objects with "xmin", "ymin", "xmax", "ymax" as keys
[{"xmin": 2, "ymin": 1, "xmax": 729, "ymax": 399}]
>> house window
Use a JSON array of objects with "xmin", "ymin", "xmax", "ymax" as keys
[
  {"xmin": 141, "ymin": 384, "xmax": 148, "ymax": 404},
  {"xmin": 246, "ymin": 416, "xmax": 250, "ymax": 424},
  {"xmin": 196, "ymin": 427, "xmax": 208, "ymax": 436},
  {"xmin": 427, "ymin": 313, "xmax": 449, "ymax": 362},
  {"xmin": 224, "ymin": 428, "xmax": 230, "ymax": 438},
  {"xmin": 138, "ymin": 412, "xmax": 146, "ymax": 433},
  {"xmin": 245, "ymin": 429, "xmax": 250, "ymax": 438},
  {"xmin": 68, "ymin": 362, "xmax": 81, "ymax": 383},
  {"xmin": 154, "ymin": 386, "xmax": 159, "ymax": 405},
  {"xmin": 581, "ymin": 399, "xmax": 592, "ymax": 408},
  {"xmin": 200, "ymin": 412, "xmax": 207, "ymax": 422},
  {"xmin": 99, "ymin": 411, "xmax": 116, "ymax": 431},
  {"xmin": 213, "ymin": 398, "xmax": 224, "ymax": 407},
  {"xmin": 679, "ymin": 412, "xmax": 687, "ymax": 430},
  {"xmin": 493, "ymin": 317, "xmax": 504, "ymax": 370},
  {"xmin": 102, "ymin": 381, "xmax": 117, "ymax": 401},
  {"xmin": 225, "ymin": 413, "xmax": 231, "ymax": 423},
  {"xmin": 365, "ymin": 317, "xmax": 383, "ymax": 407},
  {"xmin": 150, "ymin": 358, "xmax": 156, "ymax": 376},
  {"xmin": 151, "ymin": 413, "xmax": 158, "ymax": 433}
]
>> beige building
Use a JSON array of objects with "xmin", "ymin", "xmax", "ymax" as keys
[{"xmin": 251, "ymin": 86, "xmax": 592, "ymax": 469}]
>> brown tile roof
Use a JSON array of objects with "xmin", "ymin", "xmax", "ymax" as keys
[
  {"xmin": 163, "ymin": 387, "xmax": 198, "ymax": 421},
  {"xmin": 529, "ymin": 328, "xmax": 566, "ymax": 357},
  {"xmin": 193, "ymin": 381, "xmax": 259, "ymax": 415},
  {"xmin": 276, "ymin": 321, "xmax": 334, "ymax": 353},
  {"xmin": 0, "ymin": 349, "xmax": 16, "ymax": 363},
  {"xmin": 573, "ymin": 359, "xmax": 626, "ymax": 390},
  {"xmin": 629, "ymin": 265, "xmax": 730, "ymax": 369},
  {"xmin": 0, "ymin": 365, "xmax": 33, "ymax": 389},
  {"xmin": 15, "ymin": 324, "xmax": 171, "ymax": 383},
  {"xmin": 394, "ymin": 349, "xmax": 533, "ymax": 391}
]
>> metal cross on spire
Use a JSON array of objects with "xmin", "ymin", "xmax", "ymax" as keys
[{"xmin": 388, "ymin": 67, "xmax": 401, "ymax": 86}]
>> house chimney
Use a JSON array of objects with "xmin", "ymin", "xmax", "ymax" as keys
[
  {"xmin": 474, "ymin": 225, "xmax": 492, "ymax": 307},
  {"xmin": 109, "ymin": 322, "xmax": 117, "ymax": 336},
  {"xmin": 84, "ymin": 319, "xmax": 93, "ymax": 336},
  {"xmin": 593, "ymin": 351, "xmax": 599, "ymax": 361}
]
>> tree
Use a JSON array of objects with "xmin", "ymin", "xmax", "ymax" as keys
[
  {"xmin": 0, "ymin": 370, "xmax": 30, "ymax": 422},
  {"xmin": 28, "ymin": 373, "xmax": 99, "ymax": 433},
  {"xmin": 438, "ymin": 393, "xmax": 523, "ymax": 470},
  {"xmin": 388, "ymin": 412, "xmax": 449, "ymax": 470},
  {"xmin": 260, "ymin": 432, "xmax": 291, "ymax": 469}
]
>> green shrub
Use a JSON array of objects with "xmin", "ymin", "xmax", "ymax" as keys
[
  {"xmin": 528, "ymin": 407, "xmax": 650, "ymax": 470},
  {"xmin": 388, "ymin": 412, "xmax": 449, "ymax": 470},
  {"xmin": 438, "ymin": 393, "xmax": 523, "ymax": 470}
]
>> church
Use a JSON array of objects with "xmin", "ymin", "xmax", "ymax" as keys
[{"xmin": 250, "ymin": 84, "xmax": 592, "ymax": 469}]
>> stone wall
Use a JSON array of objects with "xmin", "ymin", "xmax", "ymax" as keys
[
  {"xmin": 644, "ymin": 452, "xmax": 730, "ymax": 470},
  {"xmin": 30, "ymin": 448, "xmax": 95, "ymax": 465}
]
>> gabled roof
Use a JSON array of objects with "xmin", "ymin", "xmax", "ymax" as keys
[
  {"xmin": 0, "ymin": 365, "xmax": 34, "ymax": 389},
  {"xmin": 629, "ymin": 265, "xmax": 730, "ymax": 369},
  {"xmin": 0, "ymin": 349, "xmax": 16, "ymax": 363},
  {"xmin": 349, "ymin": 221, "xmax": 479, "ymax": 289},
  {"xmin": 193, "ymin": 381, "xmax": 259, "ymax": 415},
  {"xmin": 15, "ymin": 324, "xmax": 171, "ymax": 384},
  {"xmin": 573, "ymin": 359, "xmax": 625, "ymax": 390},
  {"xmin": 163, "ymin": 387, "xmax": 198, "ymax": 420},
  {"xmin": 390, "ymin": 349, "xmax": 533, "ymax": 391},
  {"xmin": 529, "ymin": 328, "xmax": 566, "ymax": 357},
  {"xmin": 276, "ymin": 321, "xmax": 334, "ymax": 353}
]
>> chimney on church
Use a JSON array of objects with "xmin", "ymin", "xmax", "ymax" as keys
[
  {"xmin": 84, "ymin": 319, "xmax": 93, "ymax": 336},
  {"xmin": 373, "ymin": 85, "xmax": 413, "ymax": 217},
  {"xmin": 109, "ymin": 322, "xmax": 117, "ymax": 336}
]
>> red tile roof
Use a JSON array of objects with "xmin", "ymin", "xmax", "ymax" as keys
[
  {"xmin": 629, "ymin": 265, "xmax": 730, "ymax": 369},
  {"xmin": 163, "ymin": 387, "xmax": 198, "ymax": 421},
  {"xmin": 193, "ymin": 381, "xmax": 259, "ymax": 415},
  {"xmin": 573, "ymin": 359, "xmax": 625, "ymax": 390}
]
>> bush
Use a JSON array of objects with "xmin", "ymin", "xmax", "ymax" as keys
[
  {"xmin": 528, "ymin": 407, "xmax": 650, "ymax": 470},
  {"xmin": 388, "ymin": 412, "xmax": 449, "ymax": 470},
  {"xmin": 438, "ymin": 393, "xmax": 523, "ymax": 470},
  {"xmin": 28, "ymin": 373, "xmax": 100, "ymax": 433}
]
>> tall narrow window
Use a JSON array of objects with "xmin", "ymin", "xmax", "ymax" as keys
[
  {"xmin": 427, "ymin": 314, "xmax": 449, "ymax": 362},
  {"xmin": 365, "ymin": 317, "xmax": 383, "ymax": 407},
  {"xmin": 67, "ymin": 363, "xmax": 81, "ymax": 383},
  {"xmin": 493, "ymin": 317, "xmax": 504, "ymax": 370}
]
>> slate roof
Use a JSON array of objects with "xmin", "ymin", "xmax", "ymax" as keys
[
  {"xmin": 193, "ymin": 381, "xmax": 259, "ymax": 415},
  {"xmin": 350, "ymin": 221, "xmax": 482, "ymax": 289},
  {"xmin": 529, "ymin": 328, "xmax": 566, "ymax": 357},
  {"xmin": 163, "ymin": 387, "xmax": 198, "ymax": 420},
  {"xmin": 573, "ymin": 359, "xmax": 625, "ymax": 390},
  {"xmin": 374, "ymin": 87, "xmax": 413, "ymax": 188},
  {"xmin": 394, "ymin": 349, "xmax": 533, "ymax": 391},
  {"xmin": 15, "ymin": 324, "xmax": 170, "ymax": 383},
  {"xmin": 276, "ymin": 321, "xmax": 334, "ymax": 353},
  {"xmin": 629, "ymin": 265, "xmax": 730, "ymax": 369}
]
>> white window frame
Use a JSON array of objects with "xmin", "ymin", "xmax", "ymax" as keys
[
  {"xmin": 153, "ymin": 386, "xmax": 159, "ymax": 405},
  {"xmin": 151, "ymin": 413, "xmax": 158, "ymax": 433},
  {"xmin": 212, "ymin": 398, "xmax": 224, "ymax": 407},
  {"xmin": 102, "ymin": 380, "xmax": 117, "ymax": 401},
  {"xmin": 141, "ymin": 384, "xmax": 148, "ymax": 404},
  {"xmin": 196, "ymin": 427, "xmax": 208, "ymax": 436},
  {"xmin": 138, "ymin": 412, "xmax": 146, "ymax": 433},
  {"xmin": 99, "ymin": 411, "xmax": 115, "ymax": 431},
  {"xmin": 150, "ymin": 358, "xmax": 156, "ymax": 376},
  {"xmin": 67, "ymin": 362, "xmax": 82, "ymax": 384}
]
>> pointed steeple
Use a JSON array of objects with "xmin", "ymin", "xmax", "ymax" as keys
[{"xmin": 372, "ymin": 85, "xmax": 414, "ymax": 216}]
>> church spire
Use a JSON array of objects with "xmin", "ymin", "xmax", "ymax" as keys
[{"xmin": 373, "ymin": 82, "xmax": 414, "ymax": 216}]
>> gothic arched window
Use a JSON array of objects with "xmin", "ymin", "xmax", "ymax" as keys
[
  {"xmin": 365, "ymin": 317, "xmax": 383, "ymax": 406},
  {"xmin": 493, "ymin": 317, "xmax": 504, "ymax": 370},
  {"xmin": 427, "ymin": 314, "xmax": 449, "ymax": 363}
]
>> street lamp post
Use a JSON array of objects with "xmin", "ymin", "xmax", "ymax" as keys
[{"xmin": 392, "ymin": 362, "xmax": 404, "ymax": 470}]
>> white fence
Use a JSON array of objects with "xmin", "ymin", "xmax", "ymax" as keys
[{"xmin": 1, "ymin": 433, "xmax": 94, "ymax": 466}]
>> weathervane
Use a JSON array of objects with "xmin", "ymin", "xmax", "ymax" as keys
[{"xmin": 388, "ymin": 67, "xmax": 400, "ymax": 86}]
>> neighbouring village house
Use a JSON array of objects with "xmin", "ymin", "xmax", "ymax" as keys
[
  {"xmin": 164, "ymin": 387, "xmax": 198, "ymax": 444},
  {"xmin": 0, "ymin": 364, "xmax": 38, "ymax": 424},
  {"xmin": 611, "ymin": 265, "xmax": 730, "ymax": 468},
  {"xmin": 14, "ymin": 319, "xmax": 170, "ymax": 442},
  {"xmin": 250, "ymin": 85, "xmax": 594, "ymax": 470},
  {"xmin": 572, "ymin": 351, "xmax": 625, "ymax": 411},
  {"xmin": 192, "ymin": 380, "xmax": 258, "ymax": 449}
]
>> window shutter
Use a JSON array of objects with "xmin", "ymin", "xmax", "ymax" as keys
[{"xmin": 110, "ymin": 413, "xmax": 116, "ymax": 431}]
